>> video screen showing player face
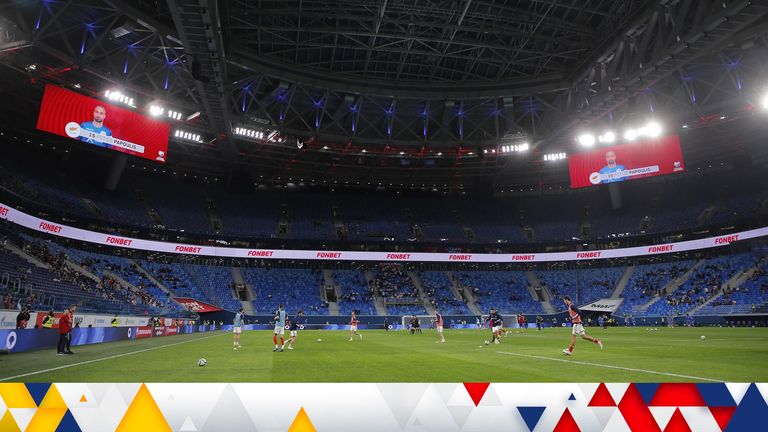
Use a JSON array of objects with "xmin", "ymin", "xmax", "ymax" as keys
[
  {"xmin": 36, "ymin": 84, "xmax": 170, "ymax": 163},
  {"xmin": 569, "ymin": 135, "xmax": 685, "ymax": 188}
]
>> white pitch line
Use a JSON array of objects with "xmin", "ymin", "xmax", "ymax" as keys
[
  {"xmin": 0, "ymin": 333, "xmax": 224, "ymax": 382},
  {"xmin": 496, "ymin": 351, "xmax": 722, "ymax": 382}
]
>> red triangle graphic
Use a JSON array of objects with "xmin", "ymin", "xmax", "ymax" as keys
[
  {"xmin": 650, "ymin": 384, "xmax": 706, "ymax": 407},
  {"xmin": 553, "ymin": 407, "xmax": 581, "ymax": 432},
  {"xmin": 618, "ymin": 384, "xmax": 662, "ymax": 432},
  {"xmin": 709, "ymin": 406, "xmax": 736, "ymax": 431},
  {"xmin": 663, "ymin": 408, "xmax": 692, "ymax": 432},
  {"xmin": 588, "ymin": 383, "xmax": 617, "ymax": 407},
  {"xmin": 463, "ymin": 382, "xmax": 491, "ymax": 407}
]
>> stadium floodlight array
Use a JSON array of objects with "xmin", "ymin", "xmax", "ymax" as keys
[
  {"xmin": 167, "ymin": 110, "xmax": 182, "ymax": 120},
  {"xmin": 543, "ymin": 152, "xmax": 567, "ymax": 161},
  {"xmin": 624, "ymin": 121, "xmax": 662, "ymax": 141},
  {"xmin": 576, "ymin": 122, "xmax": 661, "ymax": 147},
  {"xmin": 150, "ymin": 105, "xmax": 184, "ymax": 121},
  {"xmin": 500, "ymin": 143, "xmax": 529, "ymax": 153},
  {"xmin": 149, "ymin": 105, "xmax": 165, "ymax": 117},
  {"xmin": 174, "ymin": 129, "xmax": 201, "ymax": 142},
  {"xmin": 577, "ymin": 133, "xmax": 596, "ymax": 147},
  {"xmin": 234, "ymin": 126, "xmax": 266, "ymax": 139},
  {"xmin": 104, "ymin": 89, "xmax": 135, "ymax": 108}
]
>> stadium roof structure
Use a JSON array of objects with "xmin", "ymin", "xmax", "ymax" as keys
[{"xmin": 1, "ymin": 0, "xmax": 768, "ymax": 186}]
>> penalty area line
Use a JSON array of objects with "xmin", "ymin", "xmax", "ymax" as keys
[
  {"xmin": 0, "ymin": 333, "xmax": 225, "ymax": 382},
  {"xmin": 496, "ymin": 351, "xmax": 722, "ymax": 382}
]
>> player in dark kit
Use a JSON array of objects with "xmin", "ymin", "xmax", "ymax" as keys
[
  {"xmin": 286, "ymin": 310, "xmax": 304, "ymax": 350},
  {"xmin": 562, "ymin": 296, "xmax": 602, "ymax": 355},
  {"xmin": 487, "ymin": 309, "xmax": 503, "ymax": 344}
]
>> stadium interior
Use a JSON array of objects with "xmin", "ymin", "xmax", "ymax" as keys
[{"xmin": 1, "ymin": 0, "xmax": 768, "ymax": 336}]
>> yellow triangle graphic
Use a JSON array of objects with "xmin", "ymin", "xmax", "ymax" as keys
[
  {"xmin": 25, "ymin": 408, "xmax": 68, "ymax": 432},
  {"xmin": 288, "ymin": 407, "xmax": 316, "ymax": 432},
  {"xmin": 80, "ymin": 395, "xmax": 88, "ymax": 403},
  {"xmin": 0, "ymin": 410, "xmax": 22, "ymax": 432},
  {"xmin": 0, "ymin": 384, "xmax": 36, "ymax": 408},
  {"xmin": 116, "ymin": 384, "xmax": 171, "ymax": 432},
  {"xmin": 38, "ymin": 385, "xmax": 67, "ymax": 409}
]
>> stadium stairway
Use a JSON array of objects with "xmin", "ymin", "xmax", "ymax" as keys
[
  {"xmin": 689, "ymin": 256, "xmax": 768, "ymax": 315},
  {"xmin": 2, "ymin": 242, "xmax": 51, "ymax": 270},
  {"xmin": 103, "ymin": 270, "xmax": 142, "ymax": 294},
  {"xmin": 526, "ymin": 271, "xmax": 555, "ymax": 313},
  {"xmin": 321, "ymin": 270, "xmax": 341, "ymax": 316},
  {"xmin": 636, "ymin": 259, "xmax": 705, "ymax": 312},
  {"xmin": 322, "ymin": 269, "xmax": 335, "ymax": 287},
  {"xmin": 130, "ymin": 259, "xmax": 172, "ymax": 295},
  {"xmin": 611, "ymin": 266, "xmax": 636, "ymax": 299},
  {"xmin": 60, "ymin": 258, "xmax": 101, "ymax": 284},
  {"xmin": 230, "ymin": 268, "xmax": 255, "ymax": 314},
  {"xmin": 363, "ymin": 269, "xmax": 388, "ymax": 315},
  {"xmin": 454, "ymin": 277, "xmax": 482, "ymax": 316},
  {"xmin": 443, "ymin": 271, "xmax": 465, "ymax": 302},
  {"xmin": 328, "ymin": 301, "xmax": 340, "ymax": 315},
  {"xmin": 408, "ymin": 271, "xmax": 435, "ymax": 315}
]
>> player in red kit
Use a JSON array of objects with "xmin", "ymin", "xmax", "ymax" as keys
[
  {"xmin": 562, "ymin": 296, "xmax": 602, "ymax": 355},
  {"xmin": 435, "ymin": 308, "xmax": 445, "ymax": 343},
  {"xmin": 517, "ymin": 313, "xmax": 527, "ymax": 332},
  {"xmin": 348, "ymin": 311, "xmax": 362, "ymax": 341}
]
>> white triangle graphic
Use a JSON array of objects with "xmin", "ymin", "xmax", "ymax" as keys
[
  {"xmin": 446, "ymin": 385, "xmax": 473, "ymax": 406},
  {"xmin": 377, "ymin": 384, "xmax": 429, "ymax": 428},
  {"xmin": 480, "ymin": 386, "xmax": 501, "ymax": 407},
  {"xmin": 680, "ymin": 407, "xmax": 720, "ymax": 432},
  {"xmin": 9, "ymin": 408, "xmax": 36, "ymax": 431},
  {"xmin": 431, "ymin": 384, "xmax": 459, "ymax": 405},
  {"xmin": 180, "ymin": 416, "xmax": 198, "ymax": 431},
  {"xmin": 591, "ymin": 407, "xmax": 616, "ymax": 429},
  {"xmin": 603, "ymin": 409, "xmax": 631, "ymax": 432},
  {"xmin": 605, "ymin": 383, "xmax": 630, "ymax": 404},
  {"xmin": 649, "ymin": 406, "xmax": 676, "ymax": 430},
  {"xmin": 447, "ymin": 406, "xmax": 473, "ymax": 429},
  {"xmin": 725, "ymin": 383, "xmax": 751, "ymax": 405}
]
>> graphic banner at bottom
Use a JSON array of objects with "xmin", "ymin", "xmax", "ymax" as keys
[{"xmin": 0, "ymin": 382, "xmax": 764, "ymax": 431}]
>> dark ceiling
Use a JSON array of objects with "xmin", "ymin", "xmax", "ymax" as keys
[{"xmin": 1, "ymin": 0, "xmax": 768, "ymax": 187}]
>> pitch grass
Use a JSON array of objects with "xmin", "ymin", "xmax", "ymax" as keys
[{"xmin": 1, "ymin": 327, "xmax": 767, "ymax": 383}]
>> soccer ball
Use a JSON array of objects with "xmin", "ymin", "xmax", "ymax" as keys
[
  {"xmin": 317, "ymin": 338, "xmax": 322, "ymax": 343},
  {"xmin": 700, "ymin": 335, "xmax": 706, "ymax": 341},
  {"xmin": 197, "ymin": 358, "xmax": 207, "ymax": 367},
  {"xmin": 484, "ymin": 340, "xmax": 490, "ymax": 345}
]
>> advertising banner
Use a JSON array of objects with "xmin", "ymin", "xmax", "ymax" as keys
[
  {"xmin": 1, "ymin": 201, "xmax": 766, "ymax": 264},
  {"xmin": 579, "ymin": 298, "xmax": 625, "ymax": 313},
  {"xmin": 171, "ymin": 298, "xmax": 223, "ymax": 313}
]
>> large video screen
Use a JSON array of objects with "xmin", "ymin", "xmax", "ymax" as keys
[
  {"xmin": 36, "ymin": 84, "xmax": 170, "ymax": 163},
  {"xmin": 568, "ymin": 135, "xmax": 685, "ymax": 188}
]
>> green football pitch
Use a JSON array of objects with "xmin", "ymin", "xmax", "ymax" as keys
[{"xmin": 1, "ymin": 327, "xmax": 767, "ymax": 383}]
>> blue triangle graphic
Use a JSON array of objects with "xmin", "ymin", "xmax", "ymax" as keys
[
  {"xmin": 697, "ymin": 383, "xmax": 737, "ymax": 407},
  {"xmin": 568, "ymin": 393, "xmax": 576, "ymax": 401},
  {"xmin": 726, "ymin": 384, "xmax": 768, "ymax": 432},
  {"xmin": 635, "ymin": 383, "xmax": 660, "ymax": 405},
  {"xmin": 517, "ymin": 406, "xmax": 546, "ymax": 431},
  {"xmin": 56, "ymin": 409, "xmax": 83, "ymax": 432},
  {"xmin": 25, "ymin": 383, "xmax": 52, "ymax": 406}
]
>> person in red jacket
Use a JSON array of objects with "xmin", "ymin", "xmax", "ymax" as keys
[{"xmin": 57, "ymin": 305, "xmax": 76, "ymax": 355}]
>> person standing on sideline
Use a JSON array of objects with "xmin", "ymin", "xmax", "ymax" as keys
[{"xmin": 57, "ymin": 305, "xmax": 76, "ymax": 355}]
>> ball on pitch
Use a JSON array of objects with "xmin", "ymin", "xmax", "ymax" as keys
[
  {"xmin": 197, "ymin": 358, "xmax": 207, "ymax": 367},
  {"xmin": 484, "ymin": 340, "xmax": 490, "ymax": 345},
  {"xmin": 317, "ymin": 338, "xmax": 322, "ymax": 343},
  {"xmin": 700, "ymin": 335, "xmax": 706, "ymax": 341}
]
